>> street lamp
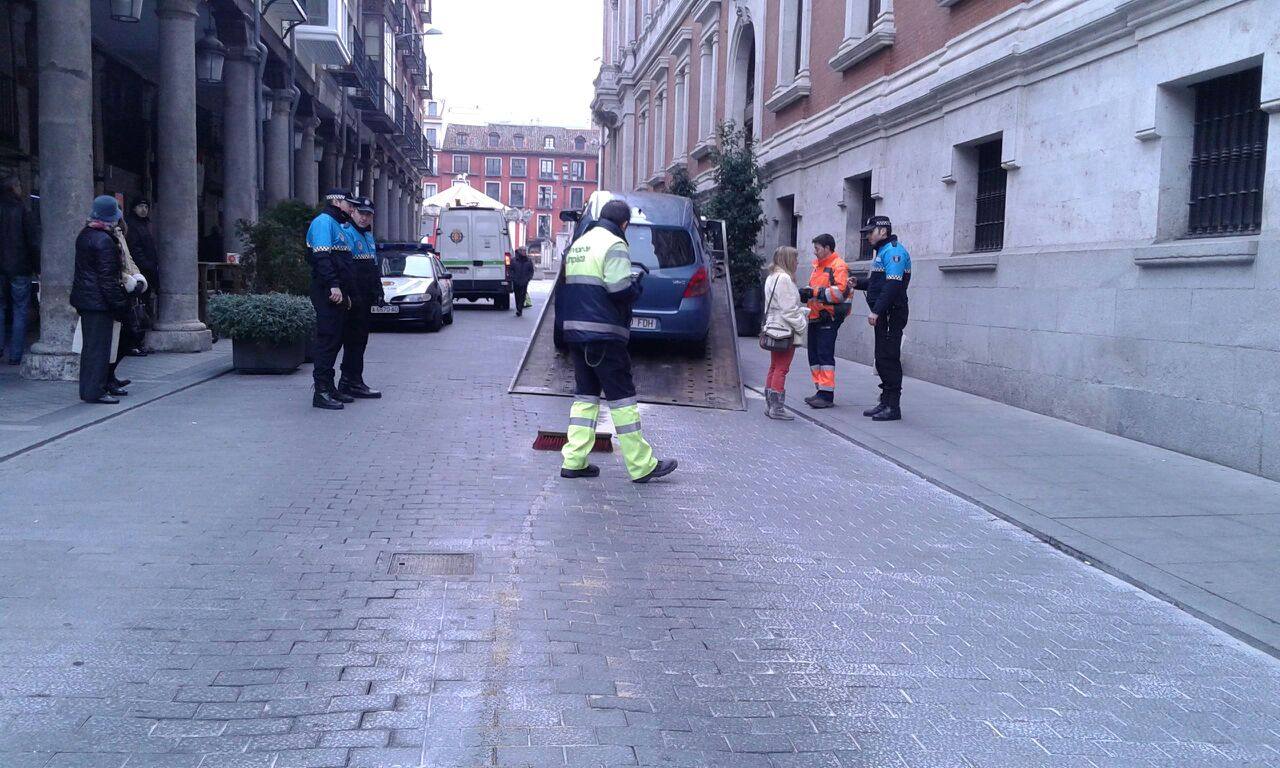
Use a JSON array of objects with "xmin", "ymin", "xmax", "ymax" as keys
[
  {"xmin": 196, "ymin": 23, "xmax": 227, "ymax": 84},
  {"xmin": 394, "ymin": 27, "xmax": 444, "ymax": 41},
  {"xmin": 110, "ymin": 0, "xmax": 145, "ymax": 23}
]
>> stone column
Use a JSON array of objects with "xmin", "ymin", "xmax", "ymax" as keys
[
  {"xmin": 295, "ymin": 116, "xmax": 320, "ymax": 206},
  {"xmin": 359, "ymin": 149, "xmax": 375, "ymax": 198},
  {"xmin": 149, "ymin": 0, "xmax": 212, "ymax": 352},
  {"xmin": 373, "ymin": 163, "xmax": 389, "ymax": 240},
  {"xmin": 222, "ymin": 45, "xmax": 260, "ymax": 259},
  {"xmin": 22, "ymin": 0, "xmax": 94, "ymax": 380},
  {"xmin": 386, "ymin": 177, "xmax": 400, "ymax": 241},
  {"xmin": 340, "ymin": 148, "xmax": 356, "ymax": 192},
  {"xmin": 400, "ymin": 188, "xmax": 411, "ymax": 243},
  {"xmin": 264, "ymin": 89, "xmax": 296, "ymax": 204},
  {"xmin": 319, "ymin": 135, "xmax": 338, "ymax": 192}
]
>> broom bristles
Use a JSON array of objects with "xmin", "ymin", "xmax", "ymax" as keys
[{"xmin": 532, "ymin": 431, "xmax": 614, "ymax": 453}]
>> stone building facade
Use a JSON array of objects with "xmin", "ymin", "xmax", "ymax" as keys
[
  {"xmin": 425, "ymin": 123, "xmax": 601, "ymax": 248},
  {"xmin": 593, "ymin": 0, "xmax": 1280, "ymax": 480},
  {"xmin": 0, "ymin": 0, "xmax": 434, "ymax": 378}
]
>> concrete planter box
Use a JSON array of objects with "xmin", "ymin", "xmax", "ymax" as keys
[{"xmin": 231, "ymin": 338, "xmax": 306, "ymax": 374}]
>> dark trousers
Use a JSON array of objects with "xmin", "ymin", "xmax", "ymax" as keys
[
  {"xmin": 513, "ymin": 282, "xmax": 529, "ymax": 315},
  {"xmin": 78, "ymin": 310, "xmax": 114, "ymax": 402},
  {"xmin": 873, "ymin": 306, "xmax": 909, "ymax": 405},
  {"xmin": 806, "ymin": 316, "xmax": 843, "ymax": 401},
  {"xmin": 341, "ymin": 301, "xmax": 371, "ymax": 382},
  {"xmin": 310, "ymin": 289, "xmax": 348, "ymax": 388},
  {"xmin": 569, "ymin": 340, "xmax": 636, "ymax": 402}
]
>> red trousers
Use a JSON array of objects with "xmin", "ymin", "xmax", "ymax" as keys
[{"xmin": 766, "ymin": 346, "xmax": 796, "ymax": 392}]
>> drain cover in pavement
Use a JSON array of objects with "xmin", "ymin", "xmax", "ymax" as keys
[{"xmin": 388, "ymin": 553, "xmax": 475, "ymax": 576}]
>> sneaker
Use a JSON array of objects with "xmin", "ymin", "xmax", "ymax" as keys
[
  {"xmin": 560, "ymin": 464, "xmax": 600, "ymax": 479},
  {"xmin": 633, "ymin": 459, "xmax": 678, "ymax": 484}
]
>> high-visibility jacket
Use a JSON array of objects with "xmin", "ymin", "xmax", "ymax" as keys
[
  {"xmin": 306, "ymin": 207, "xmax": 355, "ymax": 296},
  {"xmin": 807, "ymin": 252, "xmax": 850, "ymax": 321},
  {"xmin": 560, "ymin": 221, "xmax": 642, "ymax": 343}
]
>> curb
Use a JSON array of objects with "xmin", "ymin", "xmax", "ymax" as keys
[{"xmin": 744, "ymin": 382, "xmax": 1280, "ymax": 660}]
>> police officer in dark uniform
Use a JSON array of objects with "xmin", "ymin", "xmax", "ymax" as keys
[
  {"xmin": 852, "ymin": 215, "xmax": 911, "ymax": 421},
  {"xmin": 306, "ymin": 189, "xmax": 358, "ymax": 410},
  {"xmin": 339, "ymin": 196, "xmax": 383, "ymax": 399}
]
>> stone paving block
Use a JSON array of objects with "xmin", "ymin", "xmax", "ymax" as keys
[{"xmin": 271, "ymin": 748, "xmax": 350, "ymax": 768}]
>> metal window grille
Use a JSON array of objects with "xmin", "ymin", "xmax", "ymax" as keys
[
  {"xmin": 974, "ymin": 139, "xmax": 1006, "ymax": 252},
  {"xmin": 1188, "ymin": 68, "xmax": 1267, "ymax": 237},
  {"xmin": 859, "ymin": 177, "xmax": 876, "ymax": 261}
]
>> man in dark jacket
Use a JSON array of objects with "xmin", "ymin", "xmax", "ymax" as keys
[
  {"xmin": 511, "ymin": 247, "xmax": 535, "ymax": 317},
  {"xmin": 0, "ymin": 172, "xmax": 40, "ymax": 365},
  {"xmin": 72, "ymin": 196, "xmax": 130, "ymax": 404},
  {"xmin": 338, "ymin": 196, "xmax": 383, "ymax": 399},
  {"xmin": 306, "ymin": 189, "xmax": 358, "ymax": 410},
  {"xmin": 124, "ymin": 198, "xmax": 159, "ymax": 329}
]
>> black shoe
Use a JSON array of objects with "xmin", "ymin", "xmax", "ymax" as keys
[
  {"xmin": 872, "ymin": 406, "xmax": 901, "ymax": 422},
  {"xmin": 110, "ymin": 377, "xmax": 131, "ymax": 388},
  {"xmin": 107, "ymin": 385, "xmax": 129, "ymax": 397},
  {"xmin": 633, "ymin": 459, "xmax": 678, "ymax": 484},
  {"xmin": 560, "ymin": 464, "xmax": 600, "ymax": 479},
  {"xmin": 340, "ymin": 379, "xmax": 382, "ymax": 399},
  {"xmin": 330, "ymin": 387, "xmax": 355, "ymax": 404},
  {"xmin": 86, "ymin": 395, "xmax": 120, "ymax": 405},
  {"xmin": 863, "ymin": 402, "xmax": 888, "ymax": 417},
  {"xmin": 313, "ymin": 389, "xmax": 345, "ymax": 410},
  {"xmin": 128, "ymin": 347, "xmax": 148, "ymax": 357},
  {"xmin": 808, "ymin": 397, "xmax": 834, "ymax": 410},
  {"xmin": 803, "ymin": 393, "xmax": 824, "ymax": 407}
]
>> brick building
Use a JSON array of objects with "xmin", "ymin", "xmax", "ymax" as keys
[
  {"xmin": 426, "ymin": 123, "xmax": 601, "ymax": 248},
  {"xmin": 592, "ymin": 0, "xmax": 1280, "ymax": 481}
]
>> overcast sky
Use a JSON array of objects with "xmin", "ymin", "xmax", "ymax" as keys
[{"xmin": 428, "ymin": 0, "xmax": 603, "ymax": 128}]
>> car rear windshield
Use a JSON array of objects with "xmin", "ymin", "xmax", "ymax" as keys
[
  {"xmin": 381, "ymin": 254, "xmax": 434, "ymax": 278},
  {"xmin": 627, "ymin": 225, "xmax": 696, "ymax": 271}
]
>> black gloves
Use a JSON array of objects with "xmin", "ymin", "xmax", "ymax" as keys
[{"xmin": 799, "ymin": 287, "xmax": 814, "ymax": 302}]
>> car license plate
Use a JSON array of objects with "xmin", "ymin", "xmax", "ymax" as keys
[
  {"xmin": 370, "ymin": 305, "xmax": 399, "ymax": 314},
  {"xmin": 630, "ymin": 316, "xmax": 657, "ymax": 330}
]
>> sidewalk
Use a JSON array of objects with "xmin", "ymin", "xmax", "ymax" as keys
[
  {"xmin": 740, "ymin": 339, "xmax": 1280, "ymax": 656},
  {"xmin": 0, "ymin": 343, "xmax": 233, "ymax": 461}
]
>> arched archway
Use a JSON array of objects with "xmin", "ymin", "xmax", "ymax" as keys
[{"xmin": 726, "ymin": 22, "xmax": 757, "ymax": 144}]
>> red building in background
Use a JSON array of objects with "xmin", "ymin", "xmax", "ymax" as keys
[{"xmin": 425, "ymin": 123, "xmax": 601, "ymax": 249}]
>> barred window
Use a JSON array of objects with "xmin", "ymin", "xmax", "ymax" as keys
[
  {"xmin": 1188, "ymin": 67, "xmax": 1267, "ymax": 237},
  {"xmin": 974, "ymin": 138, "xmax": 1006, "ymax": 252}
]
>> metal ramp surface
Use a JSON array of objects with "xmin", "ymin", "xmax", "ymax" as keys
[{"xmin": 509, "ymin": 270, "xmax": 746, "ymax": 411}]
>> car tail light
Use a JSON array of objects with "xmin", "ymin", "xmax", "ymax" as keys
[
  {"xmin": 504, "ymin": 252, "xmax": 512, "ymax": 266},
  {"xmin": 683, "ymin": 266, "xmax": 709, "ymax": 298}
]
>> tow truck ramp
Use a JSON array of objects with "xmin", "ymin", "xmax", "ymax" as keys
[{"xmin": 509, "ymin": 265, "xmax": 746, "ymax": 411}]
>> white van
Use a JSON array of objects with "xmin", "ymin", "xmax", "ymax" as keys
[{"xmin": 435, "ymin": 206, "xmax": 513, "ymax": 310}]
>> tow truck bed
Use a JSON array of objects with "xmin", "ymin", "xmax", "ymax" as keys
[{"xmin": 509, "ymin": 270, "xmax": 745, "ymax": 411}]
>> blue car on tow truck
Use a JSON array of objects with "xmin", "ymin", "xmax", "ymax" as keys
[{"xmin": 555, "ymin": 191, "xmax": 712, "ymax": 354}]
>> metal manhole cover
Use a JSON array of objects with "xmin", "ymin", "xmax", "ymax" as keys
[{"xmin": 389, "ymin": 553, "xmax": 475, "ymax": 576}]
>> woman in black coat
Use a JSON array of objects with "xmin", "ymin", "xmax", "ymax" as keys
[{"xmin": 71, "ymin": 196, "xmax": 130, "ymax": 404}]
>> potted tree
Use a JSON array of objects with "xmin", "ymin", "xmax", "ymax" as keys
[
  {"xmin": 704, "ymin": 123, "xmax": 765, "ymax": 337},
  {"xmin": 208, "ymin": 292, "xmax": 316, "ymax": 374},
  {"xmin": 237, "ymin": 201, "xmax": 319, "ymax": 359}
]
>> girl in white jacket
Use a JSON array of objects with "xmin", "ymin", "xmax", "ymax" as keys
[{"xmin": 761, "ymin": 246, "xmax": 808, "ymax": 420}]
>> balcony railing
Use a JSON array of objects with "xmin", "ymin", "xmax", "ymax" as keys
[
  {"xmin": 0, "ymin": 73, "xmax": 18, "ymax": 147},
  {"xmin": 338, "ymin": 32, "xmax": 383, "ymax": 114}
]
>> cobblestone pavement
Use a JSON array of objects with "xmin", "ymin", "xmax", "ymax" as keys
[{"xmin": 2, "ymin": 299, "xmax": 1279, "ymax": 768}]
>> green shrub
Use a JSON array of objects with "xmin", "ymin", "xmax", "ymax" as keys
[
  {"xmin": 669, "ymin": 164, "xmax": 698, "ymax": 204},
  {"xmin": 208, "ymin": 293, "xmax": 316, "ymax": 343},
  {"xmin": 704, "ymin": 122, "xmax": 765, "ymax": 301},
  {"xmin": 238, "ymin": 200, "xmax": 319, "ymax": 295}
]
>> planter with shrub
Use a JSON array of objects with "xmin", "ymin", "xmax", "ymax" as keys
[
  {"xmin": 208, "ymin": 293, "xmax": 316, "ymax": 374},
  {"xmin": 703, "ymin": 122, "xmax": 766, "ymax": 337}
]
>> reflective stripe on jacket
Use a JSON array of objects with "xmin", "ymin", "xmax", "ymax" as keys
[
  {"xmin": 806, "ymin": 252, "xmax": 850, "ymax": 320},
  {"xmin": 560, "ymin": 222, "xmax": 640, "ymax": 343}
]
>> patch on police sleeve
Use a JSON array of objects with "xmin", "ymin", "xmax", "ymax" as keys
[{"xmin": 892, "ymin": 254, "xmax": 901, "ymax": 263}]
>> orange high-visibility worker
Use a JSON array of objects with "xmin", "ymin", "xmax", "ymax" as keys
[{"xmin": 798, "ymin": 233, "xmax": 850, "ymax": 408}]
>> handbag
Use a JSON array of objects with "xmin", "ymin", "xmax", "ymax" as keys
[{"xmin": 758, "ymin": 275, "xmax": 794, "ymax": 351}]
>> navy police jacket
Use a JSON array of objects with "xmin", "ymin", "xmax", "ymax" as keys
[
  {"xmin": 856, "ymin": 236, "xmax": 911, "ymax": 315},
  {"xmin": 343, "ymin": 223, "xmax": 383, "ymax": 305},
  {"xmin": 305, "ymin": 206, "xmax": 356, "ymax": 296}
]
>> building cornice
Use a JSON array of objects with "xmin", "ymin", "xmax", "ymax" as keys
[{"xmin": 756, "ymin": 0, "xmax": 1248, "ymax": 179}]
